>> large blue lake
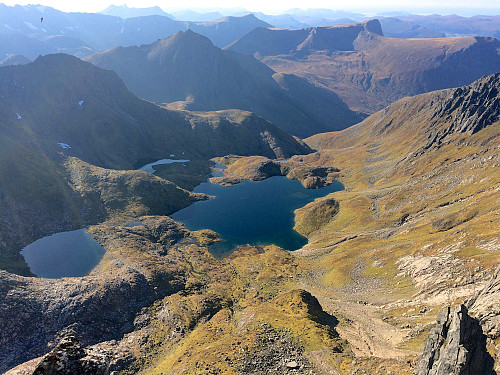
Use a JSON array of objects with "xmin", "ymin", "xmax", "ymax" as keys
[
  {"xmin": 172, "ymin": 176, "xmax": 343, "ymax": 257},
  {"xmin": 21, "ymin": 229, "xmax": 105, "ymax": 278}
]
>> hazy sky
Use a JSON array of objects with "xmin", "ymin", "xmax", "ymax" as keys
[{"xmin": 2, "ymin": 0, "xmax": 500, "ymax": 15}]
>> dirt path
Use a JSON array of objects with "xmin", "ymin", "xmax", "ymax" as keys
[{"xmin": 319, "ymin": 297, "xmax": 411, "ymax": 358}]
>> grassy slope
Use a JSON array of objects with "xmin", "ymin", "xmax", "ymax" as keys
[
  {"xmin": 298, "ymin": 79, "xmax": 499, "ymax": 358},
  {"xmin": 178, "ymin": 75, "xmax": 500, "ymax": 372}
]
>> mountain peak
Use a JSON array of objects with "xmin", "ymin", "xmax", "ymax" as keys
[
  {"xmin": 364, "ymin": 19, "xmax": 384, "ymax": 35},
  {"xmin": 148, "ymin": 30, "xmax": 216, "ymax": 61},
  {"xmin": 160, "ymin": 29, "xmax": 214, "ymax": 47}
]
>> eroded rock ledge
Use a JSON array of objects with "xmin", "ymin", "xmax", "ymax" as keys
[{"xmin": 417, "ymin": 304, "xmax": 495, "ymax": 375}]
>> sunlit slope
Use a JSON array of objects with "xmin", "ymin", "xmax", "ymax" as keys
[{"xmin": 303, "ymin": 72, "xmax": 499, "ymax": 305}]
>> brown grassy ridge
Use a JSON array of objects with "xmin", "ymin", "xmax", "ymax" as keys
[
  {"xmin": 302, "ymin": 86, "xmax": 499, "ymax": 298},
  {"xmin": 118, "ymin": 245, "xmax": 355, "ymax": 375}
]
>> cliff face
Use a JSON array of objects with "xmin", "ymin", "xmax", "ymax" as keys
[
  {"xmin": 423, "ymin": 72, "xmax": 500, "ymax": 149},
  {"xmin": 418, "ymin": 265, "xmax": 500, "ymax": 375},
  {"xmin": 417, "ymin": 305, "xmax": 495, "ymax": 375}
]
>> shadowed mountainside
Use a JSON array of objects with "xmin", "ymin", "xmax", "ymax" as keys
[
  {"xmin": 227, "ymin": 19, "xmax": 500, "ymax": 114},
  {"xmin": 85, "ymin": 30, "xmax": 363, "ymax": 137},
  {"xmin": 0, "ymin": 53, "xmax": 310, "ymax": 275},
  {"xmin": 226, "ymin": 19, "xmax": 383, "ymax": 57}
]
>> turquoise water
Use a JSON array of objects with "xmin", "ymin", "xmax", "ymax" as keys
[
  {"xmin": 172, "ymin": 176, "xmax": 343, "ymax": 258},
  {"xmin": 21, "ymin": 229, "xmax": 106, "ymax": 278}
]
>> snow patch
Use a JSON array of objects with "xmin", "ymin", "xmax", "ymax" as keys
[
  {"xmin": 16, "ymin": 113, "xmax": 21, "ymax": 120},
  {"xmin": 5, "ymin": 24, "xmax": 15, "ymax": 31},
  {"xmin": 57, "ymin": 143, "xmax": 72, "ymax": 149},
  {"xmin": 170, "ymin": 154, "xmax": 175, "ymax": 157},
  {"xmin": 78, "ymin": 100, "xmax": 84, "ymax": 106},
  {"xmin": 23, "ymin": 21, "xmax": 38, "ymax": 31}
]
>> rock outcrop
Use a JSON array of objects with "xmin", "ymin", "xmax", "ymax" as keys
[
  {"xmin": 417, "ymin": 304, "xmax": 495, "ymax": 375},
  {"xmin": 6, "ymin": 327, "xmax": 133, "ymax": 375},
  {"xmin": 425, "ymin": 72, "xmax": 500, "ymax": 149},
  {"xmin": 468, "ymin": 266, "xmax": 500, "ymax": 342}
]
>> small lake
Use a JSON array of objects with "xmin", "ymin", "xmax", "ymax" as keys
[
  {"xmin": 138, "ymin": 158, "xmax": 190, "ymax": 174},
  {"xmin": 21, "ymin": 229, "xmax": 106, "ymax": 278},
  {"xmin": 172, "ymin": 176, "xmax": 343, "ymax": 257}
]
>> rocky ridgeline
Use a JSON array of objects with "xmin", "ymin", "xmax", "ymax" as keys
[
  {"xmin": 417, "ymin": 304, "xmax": 494, "ymax": 375},
  {"xmin": 418, "ymin": 267, "xmax": 500, "ymax": 375},
  {"xmin": 426, "ymin": 72, "xmax": 500, "ymax": 149},
  {"xmin": 6, "ymin": 327, "xmax": 132, "ymax": 375}
]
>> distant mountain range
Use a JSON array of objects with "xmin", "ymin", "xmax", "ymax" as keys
[
  {"xmin": 227, "ymin": 20, "xmax": 500, "ymax": 113},
  {"xmin": 392, "ymin": 14, "xmax": 500, "ymax": 39},
  {"xmin": 1, "ymin": 3, "xmax": 499, "ymax": 64},
  {"xmin": 85, "ymin": 30, "xmax": 363, "ymax": 137},
  {"xmin": 0, "ymin": 54, "xmax": 310, "ymax": 275},
  {"xmin": 0, "ymin": 4, "xmax": 270, "ymax": 56},
  {"xmin": 100, "ymin": 4, "xmax": 173, "ymax": 19}
]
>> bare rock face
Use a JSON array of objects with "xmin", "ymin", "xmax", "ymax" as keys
[
  {"xmin": 468, "ymin": 266, "xmax": 500, "ymax": 341},
  {"xmin": 417, "ymin": 304, "xmax": 495, "ymax": 375},
  {"xmin": 11, "ymin": 326, "xmax": 133, "ymax": 375},
  {"xmin": 424, "ymin": 72, "xmax": 500, "ymax": 149}
]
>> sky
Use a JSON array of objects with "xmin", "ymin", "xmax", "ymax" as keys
[{"xmin": 1, "ymin": 0, "xmax": 500, "ymax": 15}]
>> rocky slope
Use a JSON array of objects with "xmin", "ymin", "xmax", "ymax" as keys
[
  {"xmin": 0, "ymin": 53, "xmax": 310, "ymax": 275},
  {"xmin": 227, "ymin": 20, "xmax": 500, "ymax": 114},
  {"xmin": 85, "ymin": 29, "xmax": 362, "ymax": 137},
  {"xmin": 1, "ymin": 216, "xmax": 351, "ymax": 374}
]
